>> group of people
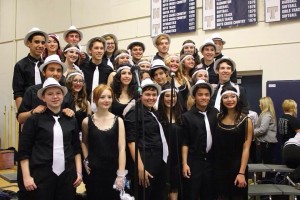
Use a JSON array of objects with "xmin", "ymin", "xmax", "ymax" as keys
[{"xmin": 11, "ymin": 25, "xmax": 300, "ymax": 200}]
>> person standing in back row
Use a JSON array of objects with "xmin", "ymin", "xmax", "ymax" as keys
[{"xmin": 13, "ymin": 27, "xmax": 48, "ymax": 110}]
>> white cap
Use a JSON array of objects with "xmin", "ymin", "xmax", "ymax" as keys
[
  {"xmin": 63, "ymin": 26, "xmax": 83, "ymax": 42},
  {"xmin": 24, "ymin": 27, "xmax": 48, "ymax": 45},
  {"xmin": 211, "ymin": 33, "xmax": 226, "ymax": 44},
  {"xmin": 191, "ymin": 79, "xmax": 214, "ymax": 97},
  {"xmin": 199, "ymin": 38, "xmax": 217, "ymax": 52},
  {"xmin": 39, "ymin": 54, "xmax": 67, "ymax": 73},
  {"xmin": 213, "ymin": 56, "xmax": 236, "ymax": 74},
  {"xmin": 141, "ymin": 78, "xmax": 161, "ymax": 94},
  {"xmin": 37, "ymin": 77, "xmax": 67, "ymax": 100}
]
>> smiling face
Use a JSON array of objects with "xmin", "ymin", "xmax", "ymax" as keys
[
  {"xmin": 27, "ymin": 35, "xmax": 46, "ymax": 59},
  {"xmin": 183, "ymin": 56, "xmax": 195, "ymax": 70},
  {"xmin": 153, "ymin": 68, "xmax": 168, "ymax": 86},
  {"xmin": 217, "ymin": 61, "xmax": 233, "ymax": 84},
  {"xmin": 183, "ymin": 44, "xmax": 195, "ymax": 55},
  {"xmin": 195, "ymin": 70, "xmax": 209, "ymax": 83},
  {"xmin": 96, "ymin": 89, "xmax": 113, "ymax": 109},
  {"xmin": 66, "ymin": 32, "xmax": 80, "ymax": 45},
  {"xmin": 46, "ymin": 37, "xmax": 58, "ymax": 54},
  {"xmin": 157, "ymin": 38, "xmax": 170, "ymax": 54},
  {"xmin": 42, "ymin": 63, "xmax": 63, "ymax": 81},
  {"xmin": 106, "ymin": 38, "xmax": 116, "ymax": 54},
  {"xmin": 131, "ymin": 45, "xmax": 144, "ymax": 61},
  {"xmin": 42, "ymin": 87, "xmax": 63, "ymax": 111},
  {"xmin": 141, "ymin": 87, "xmax": 158, "ymax": 109},
  {"xmin": 194, "ymin": 87, "xmax": 211, "ymax": 110},
  {"xmin": 201, "ymin": 45, "xmax": 216, "ymax": 63},
  {"xmin": 71, "ymin": 75, "xmax": 84, "ymax": 93},
  {"xmin": 163, "ymin": 90, "xmax": 177, "ymax": 108},
  {"xmin": 120, "ymin": 68, "xmax": 132, "ymax": 86},
  {"xmin": 64, "ymin": 49, "xmax": 79, "ymax": 64},
  {"xmin": 169, "ymin": 57, "xmax": 180, "ymax": 72},
  {"xmin": 221, "ymin": 92, "xmax": 238, "ymax": 110},
  {"xmin": 89, "ymin": 41, "xmax": 105, "ymax": 62}
]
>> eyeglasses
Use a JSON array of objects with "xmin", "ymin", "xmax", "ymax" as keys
[{"xmin": 72, "ymin": 79, "xmax": 84, "ymax": 84}]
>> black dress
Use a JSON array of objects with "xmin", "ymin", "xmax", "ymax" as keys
[
  {"xmin": 162, "ymin": 122, "xmax": 184, "ymax": 192},
  {"xmin": 213, "ymin": 115, "xmax": 249, "ymax": 199},
  {"xmin": 111, "ymin": 98, "xmax": 131, "ymax": 118},
  {"xmin": 85, "ymin": 115, "xmax": 119, "ymax": 200}
]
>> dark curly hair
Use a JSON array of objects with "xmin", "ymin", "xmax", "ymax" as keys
[
  {"xmin": 179, "ymin": 40, "xmax": 201, "ymax": 65},
  {"xmin": 111, "ymin": 64, "xmax": 137, "ymax": 99}
]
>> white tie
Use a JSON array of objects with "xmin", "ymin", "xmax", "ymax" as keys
[
  {"xmin": 34, "ymin": 61, "xmax": 42, "ymax": 85},
  {"xmin": 91, "ymin": 66, "xmax": 99, "ymax": 113},
  {"xmin": 52, "ymin": 116, "xmax": 65, "ymax": 176},
  {"xmin": 149, "ymin": 112, "xmax": 169, "ymax": 163},
  {"xmin": 214, "ymin": 84, "xmax": 223, "ymax": 111},
  {"xmin": 199, "ymin": 111, "xmax": 212, "ymax": 153},
  {"xmin": 107, "ymin": 58, "xmax": 114, "ymax": 69}
]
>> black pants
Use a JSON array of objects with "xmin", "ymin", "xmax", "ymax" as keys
[
  {"xmin": 25, "ymin": 162, "xmax": 77, "ymax": 200},
  {"xmin": 257, "ymin": 142, "xmax": 275, "ymax": 164},
  {"xmin": 182, "ymin": 156, "xmax": 213, "ymax": 200},
  {"xmin": 134, "ymin": 149, "xmax": 167, "ymax": 200}
]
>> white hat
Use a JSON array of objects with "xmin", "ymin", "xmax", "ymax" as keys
[
  {"xmin": 150, "ymin": 59, "xmax": 169, "ymax": 77},
  {"xmin": 63, "ymin": 26, "xmax": 83, "ymax": 42},
  {"xmin": 39, "ymin": 54, "xmax": 67, "ymax": 73},
  {"xmin": 86, "ymin": 36, "xmax": 106, "ymax": 56},
  {"xmin": 213, "ymin": 56, "xmax": 236, "ymax": 74},
  {"xmin": 199, "ymin": 38, "xmax": 217, "ymax": 52},
  {"xmin": 211, "ymin": 33, "xmax": 226, "ymax": 44},
  {"xmin": 24, "ymin": 27, "xmax": 48, "ymax": 45},
  {"xmin": 37, "ymin": 77, "xmax": 68, "ymax": 100},
  {"xmin": 191, "ymin": 79, "xmax": 214, "ymax": 97},
  {"xmin": 141, "ymin": 78, "xmax": 161, "ymax": 94},
  {"xmin": 152, "ymin": 33, "xmax": 171, "ymax": 47},
  {"xmin": 127, "ymin": 40, "xmax": 146, "ymax": 51}
]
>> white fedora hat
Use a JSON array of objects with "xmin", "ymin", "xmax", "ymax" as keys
[{"xmin": 37, "ymin": 77, "xmax": 68, "ymax": 100}]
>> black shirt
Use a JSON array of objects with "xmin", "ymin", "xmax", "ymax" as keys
[
  {"xmin": 153, "ymin": 52, "xmax": 164, "ymax": 61},
  {"xmin": 18, "ymin": 109, "xmax": 81, "ymax": 167},
  {"xmin": 182, "ymin": 105, "xmax": 218, "ymax": 159},
  {"xmin": 278, "ymin": 114, "xmax": 300, "ymax": 143},
  {"xmin": 79, "ymin": 59, "xmax": 113, "ymax": 100},
  {"xmin": 124, "ymin": 105, "xmax": 163, "ymax": 149},
  {"xmin": 199, "ymin": 58, "xmax": 218, "ymax": 84},
  {"xmin": 17, "ymin": 84, "xmax": 75, "ymax": 118},
  {"xmin": 12, "ymin": 54, "xmax": 45, "ymax": 99}
]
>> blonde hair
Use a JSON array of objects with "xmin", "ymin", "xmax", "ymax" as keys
[
  {"xmin": 156, "ymin": 35, "xmax": 169, "ymax": 46},
  {"xmin": 164, "ymin": 54, "xmax": 186, "ymax": 85},
  {"xmin": 282, "ymin": 99, "xmax": 297, "ymax": 117},
  {"xmin": 259, "ymin": 96, "xmax": 276, "ymax": 123}
]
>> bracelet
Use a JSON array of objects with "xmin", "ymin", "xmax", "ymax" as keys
[{"xmin": 238, "ymin": 173, "xmax": 245, "ymax": 176}]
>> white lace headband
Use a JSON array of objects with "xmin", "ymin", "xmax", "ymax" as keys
[
  {"xmin": 180, "ymin": 54, "xmax": 194, "ymax": 64},
  {"xmin": 138, "ymin": 61, "xmax": 151, "ymax": 66},
  {"xmin": 114, "ymin": 53, "xmax": 132, "ymax": 61},
  {"xmin": 64, "ymin": 47, "xmax": 80, "ymax": 53},
  {"xmin": 160, "ymin": 88, "xmax": 178, "ymax": 95},
  {"xmin": 116, "ymin": 66, "xmax": 131, "ymax": 73},
  {"xmin": 182, "ymin": 43, "xmax": 195, "ymax": 48},
  {"xmin": 66, "ymin": 72, "xmax": 84, "ymax": 82},
  {"xmin": 221, "ymin": 90, "xmax": 239, "ymax": 98}
]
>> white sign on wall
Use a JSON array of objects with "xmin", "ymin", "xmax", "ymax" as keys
[
  {"xmin": 151, "ymin": 0, "xmax": 162, "ymax": 37},
  {"xmin": 265, "ymin": 0, "xmax": 281, "ymax": 22},
  {"xmin": 203, "ymin": 0, "xmax": 216, "ymax": 30}
]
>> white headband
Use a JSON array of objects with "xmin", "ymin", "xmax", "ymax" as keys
[
  {"xmin": 160, "ymin": 88, "xmax": 178, "ymax": 95},
  {"xmin": 66, "ymin": 72, "xmax": 84, "ymax": 82},
  {"xmin": 192, "ymin": 68, "xmax": 208, "ymax": 79},
  {"xmin": 221, "ymin": 90, "xmax": 239, "ymax": 98},
  {"xmin": 138, "ymin": 61, "xmax": 151, "ymax": 66},
  {"xmin": 182, "ymin": 43, "xmax": 195, "ymax": 48},
  {"xmin": 169, "ymin": 55, "xmax": 180, "ymax": 60},
  {"xmin": 116, "ymin": 65, "xmax": 131, "ymax": 74},
  {"xmin": 114, "ymin": 52, "xmax": 132, "ymax": 61},
  {"xmin": 64, "ymin": 46, "xmax": 80, "ymax": 53},
  {"xmin": 180, "ymin": 54, "xmax": 194, "ymax": 64}
]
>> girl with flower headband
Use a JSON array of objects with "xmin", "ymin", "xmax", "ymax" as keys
[
  {"xmin": 157, "ymin": 84, "xmax": 184, "ymax": 200},
  {"xmin": 213, "ymin": 85, "xmax": 252, "ymax": 199},
  {"xmin": 63, "ymin": 44, "xmax": 81, "ymax": 77}
]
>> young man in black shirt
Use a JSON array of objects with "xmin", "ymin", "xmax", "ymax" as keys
[
  {"xmin": 124, "ymin": 78, "xmax": 168, "ymax": 200},
  {"xmin": 12, "ymin": 27, "xmax": 48, "ymax": 109},
  {"xmin": 182, "ymin": 79, "xmax": 218, "ymax": 200}
]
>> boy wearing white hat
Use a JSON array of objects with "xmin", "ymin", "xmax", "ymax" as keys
[
  {"xmin": 124, "ymin": 78, "xmax": 168, "ymax": 200},
  {"xmin": 211, "ymin": 33, "xmax": 237, "ymax": 83},
  {"xmin": 19, "ymin": 77, "xmax": 82, "ymax": 200},
  {"xmin": 13, "ymin": 27, "xmax": 48, "ymax": 109}
]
